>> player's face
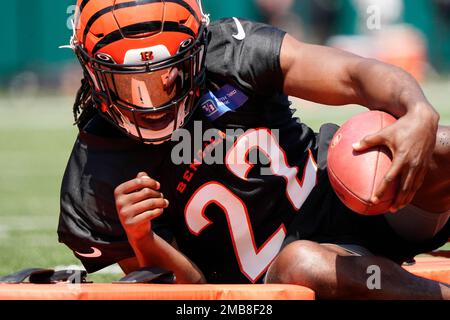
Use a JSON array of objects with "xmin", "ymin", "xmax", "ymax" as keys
[
  {"xmin": 99, "ymin": 60, "xmax": 192, "ymax": 143},
  {"xmin": 105, "ymin": 67, "xmax": 181, "ymax": 110}
]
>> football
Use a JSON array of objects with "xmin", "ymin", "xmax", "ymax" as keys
[{"xmin": 327, "ymin": 111, "xmax": 399, "ymax": 215}]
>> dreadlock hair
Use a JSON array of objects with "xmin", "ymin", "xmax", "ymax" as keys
[{"xmin": 72, "ymin": 76, "xmax": 98, "ymax": 130}]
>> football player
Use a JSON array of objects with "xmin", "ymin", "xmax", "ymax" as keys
[{"xmin": 58, "ymin": 0, "xmax": 449, "ymax": 299}]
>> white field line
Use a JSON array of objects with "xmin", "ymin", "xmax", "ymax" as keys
[
  {"xmin": 0, "ymin": 216, "xmax": 60, "ymax": 247},
  {"xmin": 0, "ymin": 216, "xmax": 56, "ymax": 231},
  {"xmin": 0, "ymin": 225, "xmax": 9, "ymax": 239}
]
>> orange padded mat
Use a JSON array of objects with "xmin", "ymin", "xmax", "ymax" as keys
[
  {"xmin": 0, "ymin": 257, "xmax": 447, "ymax": 300},
  {"xmin": 0, "ymin": 284, "xmax": 315, "ymax": 300},
  {"xmin": 403, "ymin": 257, "xmax": 450, "ymax": 283}
]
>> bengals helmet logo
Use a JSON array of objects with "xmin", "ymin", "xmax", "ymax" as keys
[{"xmin": 140, "ymin": 51, "xmax": 155, "ymax": 62}]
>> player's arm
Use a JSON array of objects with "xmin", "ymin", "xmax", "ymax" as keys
[
  {"xmin": 114, "ymin": 172, "xmax": 206, "ymax": 284},
  {"xmin": 280, "ymin": 34, "xmax": 440, "ymax": 212}
]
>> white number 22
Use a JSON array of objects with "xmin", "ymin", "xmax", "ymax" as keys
[{"xmin": 185, "ymin": 129, "xmax": 318, "ymax": 282}]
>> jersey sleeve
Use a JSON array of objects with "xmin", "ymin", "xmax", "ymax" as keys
[
  {"xmin": 206, "ymin": 18, "xmax": 286, "ymax": 96},
  {"xmin": 57, "ymin": 116, "xmax": 174, "ymax": 273}
]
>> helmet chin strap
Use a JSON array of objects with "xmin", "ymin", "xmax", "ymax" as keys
[
  {"xmin": 59, "ymin": 18, "xmax": 77, "ymax": 51},
  {"xmin": 197, "ymin": 0, "xmax": 210, "ymax": 25}
]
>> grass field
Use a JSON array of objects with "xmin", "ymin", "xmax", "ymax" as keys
[{"xmin": 0, "ymin": 80, "xmax": 449, "ymax": 283}]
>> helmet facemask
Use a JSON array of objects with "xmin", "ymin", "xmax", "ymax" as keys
[{"xmin": 75, "ymin": 24, "xmax": 207, "ymax": 144}]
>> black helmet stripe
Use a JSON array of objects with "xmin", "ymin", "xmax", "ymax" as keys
[
  {"xmin": 83, "ymin": 0, "xmax": 161, "ymax": 44},
  {"xmin": 166, "ymin": 0, "xmax": 200, "ymax": 23},
  {"xmin": 92, "ymin": 21, "xmax": 196, "ymax": 54},
  {"xmin": 83, "ymin": 0, "xmax": 200, "ymax": 45},
  {"xmin": 79, "ymin": 0, "xmax": 90, "ymax": 14}
]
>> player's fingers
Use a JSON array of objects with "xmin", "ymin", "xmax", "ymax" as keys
[
  {"xmin": 114, "ymin": 175, "xmax": 161, "ymax": 197},
  {"xmin": 390, "ymin": 168, "xmax": 413, "ymax": 212},
  {"xmin": 394, "ymin": 186, "xmax": 419, "ymax": 213},
  {"xmin": 353, "ymin": 130, "xmax": 387, "ymax": 152},
  {"xmin": 120, "ymin": 188, "xmax": 163, "ymax": 207},
  {"xmin": 412, "ymin": 164, "xmax": 428, "ymax": 194},
  {"xmin": 402, "ymin": 160, "xmax": 420, "ymax": 193},
  {"xmin": 372, "ymin": 155, "xmax": 403, "ymax": 204},
  {"xmin": 391, "ymin": 156, "xmax": 427, "ymax": 211},
  {"xmin": 127, "ymin": 209, "xmax": 165, "ymax": 225},
  {"xmin": 404, "ymin": 165, "xmax": 428, "ymax": 207},
  {"xmin": 120, "ymin": 198, "xmax": 169, "ymax": 219},
  {"xmin": 137, "ymin": 172, "xmax": 149, "ymax": 178},
  {"xmin": 133, "ymin": 198, "xmax": 169, "ymax": 215}
]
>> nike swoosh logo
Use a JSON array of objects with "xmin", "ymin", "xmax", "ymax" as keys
[
  {"xmin": 75, "ymin": 247, "xmax": 102, "ymax": 258},
  {"xmin": 232, "ymin": 17, "xmax": 246, "ymax": 41}
]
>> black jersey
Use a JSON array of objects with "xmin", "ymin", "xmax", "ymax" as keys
[
  {"xmin": 59, "ymin": 18, "xmax": 317, "ymax": 281},
  {"xmin": 58, "ymin": 18, "xmax": 448, "ymax": 282},
  {"xmin": 57, "ymin": 116, "xmax": 175, "ymax": 268},
  {"xmin": 155, "ymin": 19, "xmax": 320, "ymax": 283}
]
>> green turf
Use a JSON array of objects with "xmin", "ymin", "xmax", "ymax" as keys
[
  {"xmin": 0, "ymin": 80, "xmax": 449, "ymax": 283},
  {"xmin": 0, "ymin": 97, "xmax": 121, "ymax": 282}
]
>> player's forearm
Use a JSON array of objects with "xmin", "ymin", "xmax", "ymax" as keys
[
  {"xmin": 128, "ymin": 232, "xmax": 207, "ymax": 284},
  {"xmin": 350, "ymin": 58, "xmax": 440, "ymax": 121},
  {"xmin": 280, "ymin": 34, "xmax": 439, "ymax": 119}
]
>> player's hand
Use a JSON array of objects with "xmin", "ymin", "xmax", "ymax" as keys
[
  {"xmin": 353, "ymin": 107, "xmax": 439, "ymax": 212},
  {"xmin": 114, "ymin": 172, "xmax": 169, "ymax": 240}
]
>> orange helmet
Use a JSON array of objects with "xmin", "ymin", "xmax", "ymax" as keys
[{"xmin": 72, "ymin": 0, "xmax": 208, "ymax": 143}]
